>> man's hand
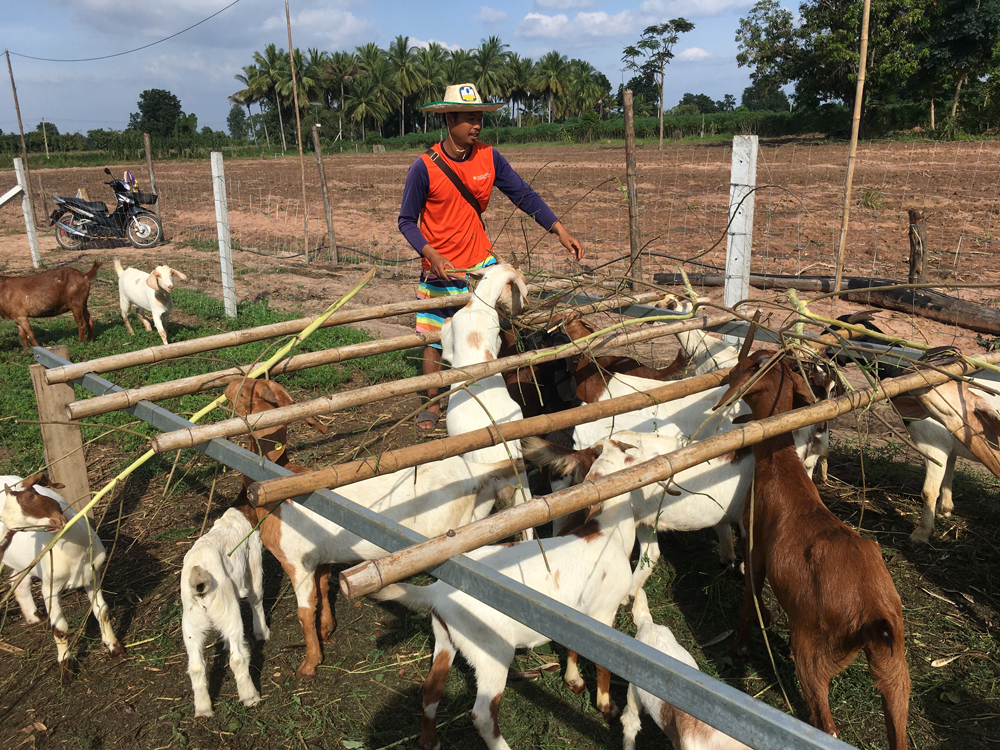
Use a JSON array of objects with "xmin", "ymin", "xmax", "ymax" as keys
[
  {"xmin": 551, "ymin": 221, "xmax": 584, "ymax": 261},
  {"xmin": 421, "ymin": 245, "xmax": 457, "ymax": 280}
]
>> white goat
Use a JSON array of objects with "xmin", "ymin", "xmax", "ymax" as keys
[
  {"xmin": 658, "ymin": 294, "xmax": 740, "ymax": 376},
  {"xmin": 182, "ymin": 508, "xmax": 270, "ymax": 718},
  {"xmin": 113, "ymin": 259, "xmax": 188, "ymax": 345},
  {"xmin": 0, "ymin": 473, "xmax": 124, "ymax": 684},
  {"xmin": 900, "ymin": 373, "xmax": 1000, "ymax": 544},
  {"xmin": 241, "ymin": 456, "xmax": 525, "ymax": 679},
  {"xmin": 372, "ymin": 436, "xmax": 639, "ymax": 750},
  {"xmin": 623, "ymin": 588, "xmax": 751, "ymax": 750},
  {"xmin": 441, "ymin": 263, "xmax": 534, "ymax": 535}
]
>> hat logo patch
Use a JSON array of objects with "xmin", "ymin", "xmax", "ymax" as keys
[{"xmin": 459, "ymin": 86, "xmax": 477, "ymax": 102}]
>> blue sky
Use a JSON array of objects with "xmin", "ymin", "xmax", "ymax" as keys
[{"xmin": 2, "ymin": 0, "xmax": 756, "ymax": 135}]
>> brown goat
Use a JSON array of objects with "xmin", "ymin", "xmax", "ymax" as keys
[
  {"xmin": 718, "ymin": 350, "xmax": 910, "ymax": 748},
  {"xmin": 0, "ymin": 261, "xmax": 100, "ymax": 348},
  {"xmin": 499, "ymin": 314, "xmax": 687, "ymax": 418}
]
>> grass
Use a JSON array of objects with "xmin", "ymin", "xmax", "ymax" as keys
[{"xmin": 0, "ymin": 269, "xmax": 418, "ymax": 478}]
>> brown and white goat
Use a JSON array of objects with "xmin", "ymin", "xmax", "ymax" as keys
[
  {"xmin": 114, "ymin": 259, "xmax": 188, "ymax": 345},
  {"xmin": 0, "ymin": 472, "xmax": 124, "ymax": 684},
  {"xmin": 373, "ymin": 436, "xmax": 638, "ymax": 750},
  {"xmin": 0, "ymin": 261, "xmax": 100, "ymax": 348},
  {"xmin": 227, "ymin": 378, "xmax": 526, "ymax": 679},
  {"xmin": 719, "ymin": 350, "xmax": 910, "ymax": 747}
]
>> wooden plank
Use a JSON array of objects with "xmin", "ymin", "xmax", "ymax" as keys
[
  {"xmin": 29, "ymin": 346, "xmax": 92, "ymax": 515},
  {"xmin": 0, "ymin": 183, "xmax": 22, "ymax": 210}
]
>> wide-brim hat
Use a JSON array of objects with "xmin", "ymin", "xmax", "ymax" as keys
[{"xmin": 420, "ymin": 83, "xmax": 504, "ymax": 112}]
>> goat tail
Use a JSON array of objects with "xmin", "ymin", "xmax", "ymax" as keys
[
  {"xmin": 631, "ymin": 587, "xmax": 653, "ymax": 629},
  {"xmin": 369, "ymin": 583, "xmax": 435, "ymax": 612},
  {"xmin": 113, "ymin": 258, "xmax": 125, "ymax": 278},
  {"xmin": 84, "ymin": 261, "xmax": 102, "ymax": 280},
  {"xmin": 188, "ymin": 565, "xmax": 213, "ymax": 597}
]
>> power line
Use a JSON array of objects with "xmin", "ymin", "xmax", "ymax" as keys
[{"xmin": 7, "ymin": 0, "xmax": 243, "ymax": 63}]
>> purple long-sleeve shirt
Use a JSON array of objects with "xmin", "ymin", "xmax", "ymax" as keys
[{"xmin": 398, "ymin": 144, "xmax": 559, "ymax": 254}]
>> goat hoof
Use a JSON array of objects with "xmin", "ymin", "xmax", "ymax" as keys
[
  {"xmin": 564, "ymin": 678, "xmax": 586, "ymax": 695},
  {"xmin": 109, "ymin": 641, "xmax": 125, "ymax": 658},
  {"xmin": 59, "ymin": 659, "xmax": 78, "ymax": 686},
  {"xmin": 602, "ymin": 700, "xmax": 622, "ymax": 724},
  {"xmin": 296, "ymin": 662, "xmax": 318, "ymax": 680}
]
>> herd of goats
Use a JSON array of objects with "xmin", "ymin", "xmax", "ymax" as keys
[{"xmin": 3, "ymin": 261, "xmax": 999, "ymax": 750}]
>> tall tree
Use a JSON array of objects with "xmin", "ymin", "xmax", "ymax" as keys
[
  {"xmin": 226, "ymin": 103, "xmax": 250, "ymax": 140},
  {"xmin": 129, "ymin": 88, "xmax": 183, "ymax": 137},
  {"xmin": 387, "ymin": 35, "xmax": 422, "ymax": 136},
  {"xmin": 325, "ymin": 51, "xmax": 359, "ymax": 139},
  {"xmin": 506, "ymin": 53, "xmax": 535, "ymax": 126},
  {"xmin": 472, "ymin": 35, "xmax": 510, "ymax": 101},
  {"xmin": 345, "ymin": 75, "xmax": 388, "ymax": 140},
  {"xmin": 251, "ymin": 43, "xmax": 288, "ymax": 151},
  {"xmin": 443, "ymin": 49, "xmax": 474, "ymax": 85},
  {"xmin": 567, "ymin": 59, "xmax": 602, "ymax": 117},
  {"xmin": 416, "ymin": 43, "xmax": 448, "ymax": 132},
  {"xmin": 534, "ymin": 50, "xmax": 569, "ymax": 123},
  {"xmin": 623, "ymin": 18, "xmax": 696, "ymax": 149}
]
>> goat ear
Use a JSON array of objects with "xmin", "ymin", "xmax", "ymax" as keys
[
  {"xmin": 146, "ymin": 271, "xmax": 160, "ymax": 290},
  {"xmin": 260, "ymin": 381, "xmax": 295, "ymax": 409},
  {"xmin": 171, "ymin": 268, "xmax": 188, "ymax": 281},
  {"xmin": 738, "ymin": 311, "xmax": 761, "ymax": 361}
]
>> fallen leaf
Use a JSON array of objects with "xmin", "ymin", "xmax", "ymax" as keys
[
  {"xmin": 931, "ymin": 655, "xmax": 963, "ymax": 668},
  {"xmin": 699, "ymin": 629, "xmax": 734, "ymax": 649},
  {"xmin": 940, "ymin": 691, "xmax": 962, "ymax": 704}
]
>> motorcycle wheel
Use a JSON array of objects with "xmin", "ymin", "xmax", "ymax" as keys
[
  {"xmin": 54, "ymin": 211, "xmax": 85, "ymax": 250},
  {"xmin": 127, "ymin": 214, "xmax": 162, "ymax": 248}
]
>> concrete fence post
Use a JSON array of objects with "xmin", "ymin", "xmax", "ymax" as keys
[
  {"xmin": 723, "ymin": 135, "xmax": 758, "ymax": 344},
  {"xmin": 210, "ymin": 151, "xmax": 237, "ymax": 318},
  {"xmin": 13, "ymin": 157, "xmax": 40, "ymax": 268}
]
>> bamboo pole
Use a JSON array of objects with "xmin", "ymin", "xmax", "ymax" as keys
[
  {"xmin": 67, "ymin": 332, "xmax": 441, "ymax": 420},
  {"xmin": 43, "ymin": 278, "xmax": 595, "ymax": 386},
  {"xmin": 150, "ymin": 312, "xmax": 737, "ymax": 453},
  {"xmin": 248, "ymin": 370, "xmax": 730, "ymax": 506},
  {"xmin": 832, "ymin": 0, "xmax": 872, "ymax": 293},
  {"xmin": 66, "ymin": 289, "xmax": 671, "ymax": 419},
  {"xmin": 340, "ymin": 349, "xmax": 1000, "ymax": 598}
]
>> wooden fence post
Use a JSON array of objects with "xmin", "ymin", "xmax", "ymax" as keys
[
  {"xmin": 210, "ymin": 151, "xmax": 238, "ymax": 318},
  {"xmin": 908, "ymin": 209, "xmax": 926, "ymax": 284},
  {"xmin": 723, "ymin": 135, "xmax": 758, "ymax": 344},
  {"xmin": 143, "ymin": 133, "xmax": 162, "ymax": 224},
  {"xmin": 623, "ymin": 89, "xmax": 642, "ymax": 288},
  {"xmin": 312, "ymin": 124, "xmax": 338, "ymax": 264},
  {"xmin": 13, "ymin": 157, "xmax": 40, "ymax": 269},
  {"xmin": 30, "ymin": 346, "xmax": 92, "ymax": 515}
]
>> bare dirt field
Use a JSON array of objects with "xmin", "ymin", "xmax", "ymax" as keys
[{"xmin": 2, "ymin": 140, "xmax": 1000, "ymax": 750}]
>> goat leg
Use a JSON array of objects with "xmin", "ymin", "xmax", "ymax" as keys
[{"xmin": 316, "ymin": 564, "xmax": 337, "ymax": 642}]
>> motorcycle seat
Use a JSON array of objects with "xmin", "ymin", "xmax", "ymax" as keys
[{"xmin": 63, "ymin": 197, "xmax": 109, "ymax": 214}]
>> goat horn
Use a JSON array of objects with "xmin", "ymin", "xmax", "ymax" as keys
[{"xmin": 738, "ymin": 310, "xmax": 761, "ymax": 360}]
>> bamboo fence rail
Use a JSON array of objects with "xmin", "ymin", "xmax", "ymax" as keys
[
  {"xmin": 339, "ymin": 349, "xmax": 1000, "ymax": 598},
  {"xmin": 66, "ymin": 290, "xmax": 670, "ymax": 420},
  {"xmin": 148, "ymin": 312, "xmax": 737, "ymax": 453},
  {"xmin": 246, "ymin": 369, "xmax": 730, "ymax": 506}
]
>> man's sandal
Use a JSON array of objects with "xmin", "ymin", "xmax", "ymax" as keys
[{"xmin": 415, "ymin": 410, "xmax": 441, "ymax": 433}]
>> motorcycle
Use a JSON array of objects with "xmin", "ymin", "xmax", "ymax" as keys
[{"xmin": 50, "ymin": 168, "xmax": 162, "ymax": 250}]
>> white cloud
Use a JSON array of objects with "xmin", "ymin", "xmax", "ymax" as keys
[
  {"xmin": 639, "ymin": 0, "xmax": 754, "ymax": 18},
  {"xmin": 675, "ymin": 47, "xmax": 710, "ymax": 61},
  {"xmin": 476, "ymin": 6, "xmax": 507, "ymax": 22},
  {"xmin": 410, "ymin": 37, "xmax": 465, "ymax": 52},
  {"xmin": 516, "ymin": 10, "xmax": 634, "ymax": 38},
  {"xmin": 535, "ymin": 0, "xmax": 594, "ymax": 9}
]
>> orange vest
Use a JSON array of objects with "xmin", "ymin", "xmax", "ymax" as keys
[{"xmin": 418, "ymin": 142, "xmax": 495, "ymax": 273}]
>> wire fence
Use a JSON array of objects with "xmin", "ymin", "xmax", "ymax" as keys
[{"xmin": 3, "ymin": 138, "xmax": 1000, "ymax": 328}]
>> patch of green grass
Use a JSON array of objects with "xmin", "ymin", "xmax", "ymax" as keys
[
  {"xmin": 0, "ymin": 279, "xmax": 417, "ymax": 478},
  {"xmin": 860, "ymin": 188, "xmax": 886, "ymax": 211}
]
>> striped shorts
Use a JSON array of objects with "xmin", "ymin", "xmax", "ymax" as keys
[{"xmin": 416, "ymin": 256, "xmax": 497, "ymax": 349}]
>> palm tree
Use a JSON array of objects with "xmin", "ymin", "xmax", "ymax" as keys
[
  {"xmin": 366, "ymin": 57, "xmax": 399, "ymax": 136},
  {"xmin": 345, "ymin": 75, "xmax": 388, "ymax": 140},
  {"xmin": 325, "ymin": 51, "xmax": 359, "ymax": 140},
  {"xmin": 472, "ymin": 35, "xmax": 510, "ymax": 102},
  {"xmin": 534, "ymin": 50, "xmax": 569, "ymax": 123},
  {"xmin": 506, "ymin": 53, "xmax": 535, "ymax": 127},
  {"xmin": 567, "ymin": 59, "xmax": 602, "ymax": 117},
  {"xmin": 415, "ymin": 43, "xmax": 447, "ymax": 132},
  {"xmin": 251, "ymin": 43, "xmax": 288, "ymax": 151},
  {"xmin": 231, "ymin": 69, "xmax": 258, "ymax": 145},
  {"xmin": 355, "ymin": 42, "xmax": 385, "ymax": 75},
  {"xmin": 443, "ymin": 49, "xmax": 474, "ymax": 85},
  {"xmin": 275, "ymin": 48, "xmax": 322, "ymax": 150},
  {"xmin": 387, "ymin": 35, "xmax": 422, "ymax": 137}
]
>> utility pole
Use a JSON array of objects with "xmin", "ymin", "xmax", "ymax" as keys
[
  {"xmin": 6, "ymin": 50, "xmax": 38, "ymax": 227},
  {"xmin": 42, "ymin": 117, "xmax": 49, "ymax": 158}
]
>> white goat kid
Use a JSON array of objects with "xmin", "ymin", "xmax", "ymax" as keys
[
  {"xmin": 623, "ymin": 588, "xmax": 751, "ymax": 750},
  {"xmin": 182, "ymin": 508, "xmax": 270, "ymax": 718},
  {"xmin": 372, "ymin": 436, "xmax": 639, "ymax": 750},
  {"xmin": 113, "ymin": 259, "xmax": 188, "ymax": 345},
  {"xmin": 0, "ymin": 473, "xmax": 124, "ymax": 684},
  {"xmin": 441, "ymin": 263, "xmax": 534, "ymax": 534},
  {"xmin": 658, "ymin": 294, "xmax": 740, "ymax": 376}
]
